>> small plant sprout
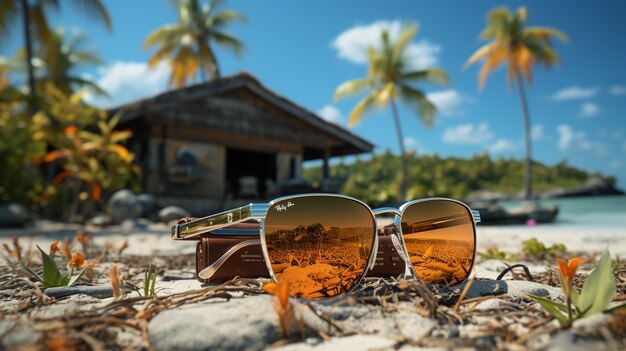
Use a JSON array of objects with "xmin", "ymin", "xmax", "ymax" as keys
[
  {"xmin": 529, "ymin": 248, "xmax": 618, "ymax": 327},
  {"xmin": 19, "ymin": 246, "xmax": 90, "ymax": 288},
  {"xmin": 111, "ymin": 265, "xmax": 121, "ymax": 299},
  {"xmin": 143, "ymin": 262, "xmax": 158, "ymax": 297},
  {"xmin": 264, "ymin": 281, "xmax": 295, "ymax": 338}
]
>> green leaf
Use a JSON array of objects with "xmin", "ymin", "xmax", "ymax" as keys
[
  {"xmin": 18, "ymin": 261, "xmax": 44, "ymax": 283},
  {"xmin": 36, "ymin": 245, "xmax": 69, "ymax": 288},
  {"xmin": 528, "ymin": 293, "xmax": 569, "ymax": 325},
  {"xmin": 578, "ymin": 248, "xmax": 617, "ymax": 317}
]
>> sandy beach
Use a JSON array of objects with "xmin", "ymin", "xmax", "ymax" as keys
[{"xmin": 3, "ymin": 220, "xmax": 624, "ymax": 258}]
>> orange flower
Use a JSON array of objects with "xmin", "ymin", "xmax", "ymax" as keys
[
  {"xmin": 69, "ymin": 252, "xmax": 85, "ymax": 269},
  {"xmin": 557, "ymin": 257, "xmax": 585, "ymax": 289},
  {"xmin": 49, "ymin": 241, "xmax": 59, "ymax": 256},
  {"xmin": 64, "ymin": 125, "xmax": 78, "ymax": 135}
]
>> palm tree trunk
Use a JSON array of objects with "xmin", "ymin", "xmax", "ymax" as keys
[
  {"xmin": 20, "ymin": 0, "xmax": 38, "ymax": 113},
  {"xmin": 515, "ymin": 70, "xmax": 532, "ymax": 200},
  {"xmin": 390, "ymin": 99, "xmax": 407, "ymax": 202}
]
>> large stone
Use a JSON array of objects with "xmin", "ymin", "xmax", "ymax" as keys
[
  {"xmin": 158, "ymin": 206, "xmax": 190, "ymax": 223},
  {"xmin": 0, "ymin": 203, "xmax": 29, "ymax": 228},
  {"xmin": 107, "ymin": 189, "xmax": 142, "ymax": 224},
  {"xmin": 137, "ymin": 193, "xmax": 159, "ymax": 218},
  {"xmin": 0, "ymin": 321, "xmax": 38, "ymax": 349},
  {"xmin": 148, "ymin": 295, "xmax": 280, "ymax": 351}
]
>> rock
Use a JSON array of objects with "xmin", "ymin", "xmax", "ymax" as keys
[
  {"xmin": 107, "ymin": 189, "xmax": 142, "ymax": 224},
  {"xmin": 0, "ymin": 203, "xmax": 29, "ymax": 228},
  {"xmin": 546, "ymin": 330, "xmax": 607, "ymax": 351},
  {"xmin": 455, "ymin": 279, "xmax": 563, "ymax": 302},
  {"xmin": 89, "ymin": 213, "xmax": 111, "ymax": 227},
  {"xmin": 0, "ymin": 321, "xmax": 38, "ymax": 349},
  {"xmin": 158, "ymin": 206, "xmax": 190, "ymax": 223},
  {"xmin": 138, "ymin": 193, "xmax": 159, "ymax": 218},
  {"xmin": 149, "ymin": 295, "xmax": 280, "ymax": 351},
  {"xmin": 120, "ymin": 218, "xmax": 152, "ymax": 231},
  {"xmin": 44, "ymin": 286, "xmax": 114, "ymax": 299}
]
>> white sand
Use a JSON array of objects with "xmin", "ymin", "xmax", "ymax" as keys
[
  {"xmin": 2, "ymin": 221, "xmax": 625, "ymax": 258},
  {"xmin": 477, "ymin": 224, "xmax": 626, "ymax": 257}
]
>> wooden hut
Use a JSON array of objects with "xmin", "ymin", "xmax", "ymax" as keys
[{"xmin": 109, "ymin": 72, "xmax": 373, "ymax": 214}]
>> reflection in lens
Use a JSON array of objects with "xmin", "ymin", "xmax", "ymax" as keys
[
  {"xmin": 264, "ymin": 196, "xmax": 376, "ymax": 298},
  {"xmin": 400, "ymin": 200, "xmax": 475, "ymax": 286}
]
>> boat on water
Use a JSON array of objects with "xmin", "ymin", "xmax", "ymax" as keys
[{"xmin": 469, "ymin": 200, "xmax": 559, "ymax": 225}]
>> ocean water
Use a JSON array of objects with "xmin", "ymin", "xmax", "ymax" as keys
[{"xmin": 500, "ymin": 195, "xmax": 626, "ymax": 229}]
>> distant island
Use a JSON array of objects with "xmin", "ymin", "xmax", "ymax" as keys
[{"xmin": 303, "ymin": 151, "xmax": 623, "ymax": 206}]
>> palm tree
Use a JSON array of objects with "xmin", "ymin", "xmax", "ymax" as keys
[
  {"xmin": 144, "ymin": 0, "xmax": 246, "ymax": 88},
  {"xmin": 465, "ymin": 7, "xmax": 566, "ymax": 200},
  {"xmin": 10, "ymin": 29, "xmax": 106, "ymax": 96},
  {"xmin": 0, "ymin": 0, "xmax": 111, "ymax": 111},
  {"xmin": 334, "ymin": 24, "xmax": 449, "ymax": 202}
]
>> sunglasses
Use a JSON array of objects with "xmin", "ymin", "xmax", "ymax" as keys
[{"xmin": 171, "ymin": 194, "xmax": 480, "ymax": 299}]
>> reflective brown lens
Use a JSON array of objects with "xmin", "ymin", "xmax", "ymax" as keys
[
  {"xmin": 264, "ymin": 196, "xmax": 376, "ymax": 298},
  {"xmin": 400, "ymin": 200, "xmax": 475, "ymax": 286}
]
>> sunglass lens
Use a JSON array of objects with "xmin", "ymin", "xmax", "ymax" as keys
[
  {"xmin": 264, "ymin": 196, "xmax": 376, "ymax": 298},
  {"xmin": 400, "ymin": 200, "xmax": 475, "ymax": 286}
]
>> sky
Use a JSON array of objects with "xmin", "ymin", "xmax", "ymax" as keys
[{"xmin": 3, "ymin": 0, "xmax": 626, "ymax": 187}]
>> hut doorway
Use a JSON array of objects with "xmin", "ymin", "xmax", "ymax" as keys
[{"xmin": 226, "ymin": 147, "xmax": 276, "ymax": 199}]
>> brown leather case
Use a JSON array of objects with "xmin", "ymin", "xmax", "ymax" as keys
[{"xmin": 194, "ymin": 226, "xmax": 405, "ymax": 284}]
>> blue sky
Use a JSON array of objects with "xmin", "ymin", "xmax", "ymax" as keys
[{"xmin": 3, "ymin": 0, "xmax": 626, "ymax": 187}]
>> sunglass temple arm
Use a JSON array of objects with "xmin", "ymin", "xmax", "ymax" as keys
[{"xmin": 171, "ymin": 203, "xmax": 269, "ymax": 240}]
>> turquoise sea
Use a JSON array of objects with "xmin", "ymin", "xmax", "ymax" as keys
[{"xmin": 501, "ymin": 195, "xmax": 626, "ymax": 229}]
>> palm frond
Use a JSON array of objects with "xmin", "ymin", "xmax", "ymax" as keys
[
  {"xmin": 523, "ymin": 26, "xmax": 569, "ymax": 42},
  {"xmin": 402, "ymin": 67, "xmax": 449, "ymax": 86},
  {"xmin": 391, "ymin": 23, "xmax": 418, "ymax": 63},
  {"xmin": 211, "ymin": 10, "xmax": 248, "ymax": 26},
  {"xmin": 333, "ymin": 78, "xmax": 376, "ymax": 101},
  {"xmin": 465, "ymin": 42, "xmax": 496, "ymax": 67},
  {"xmin": 348, "ymin": 91, "xmax": 378, "ymax": 126},
  {"xmin": 400, "ymin": 84, "xmax": 436, "ymax": 127},
  {"xmin": 144, "ymin": 25, "xmax": 186, "ymax": 48},
  {"xmin": 0, "ymin": 0, "xmax": 18, "ymax": 42},
  {"xmin": 211, "ymin": 31, "xmax": 244, "ymax": 56},
  {"xmin": 68, "ymin": 0, "xmax": 112, "ymax": 31}
]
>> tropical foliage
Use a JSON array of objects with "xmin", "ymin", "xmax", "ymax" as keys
[
  {"xmin": 335, "ymin": 23, "xmax": 448, "ymax": 201},
  {"xmin": 466, "ymin": 6, "xmax": 567, "ymax": 200},
  {"xmin": 0, "ymin": 0, "xmax": 111, "ymax": 108},
  {"xmin": 530, "ymin": 249, "xmax": 620, "ymax": 326},
  {"xmin": 144, "ymin": 0, "xmax": 246, "ymax": 87},
  {"xmin": 37, "ymin": 86, "xmax": 140, "ymax": 218},
  {"xmin": 303, "ymin": 151, "xmax": 616, "ymax": 206},
  {"xmin": 7, "ymin": 28, "xmax": 106, "ymax": 96}
]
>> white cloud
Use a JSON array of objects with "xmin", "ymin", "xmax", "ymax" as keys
[
  {"xmin": 441, "ymin": 123, "xmax": 495, "ymax": 145},
  {"xmin": 578, "ymin": 102, "xmax": 601, "ymax": 118},
  {"xmin": 317, "ymin": 105, "xmax": 344, "ymax": 124},
  {"xmin": 610, "ymin": 160, "xmax": 623, "ymax": 169},
  {"xmin": 557, "ymin": 124, "xmax": 606, "ymax": 155},
  {"xmin": 404, "ymin": 137, "xmax": 417, "ymax": 150},
  {"xmin": 84, "ymin": 61, "xmax": 169, "ymax": 108},
  {"xmin": 551, "ymin": 86, "xmax": 600, "ymax": 101},
  {"xmin": 531, "ymin": 124, "xmax": 546, "ymax": 140},
  {"xmin": 487, "ymin": 139, "xmax": 521, "ymax": 153},
  {"xmin": 609, "ymin": 85, "xmax": 626, "ymax": 96},
  {"xmin": 332, "ymin": 20, "xmax": 441, "ymax": 69},
  {"xmin": 426, "ymin": 90, "xmax": 464, "ymax": 117}
]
